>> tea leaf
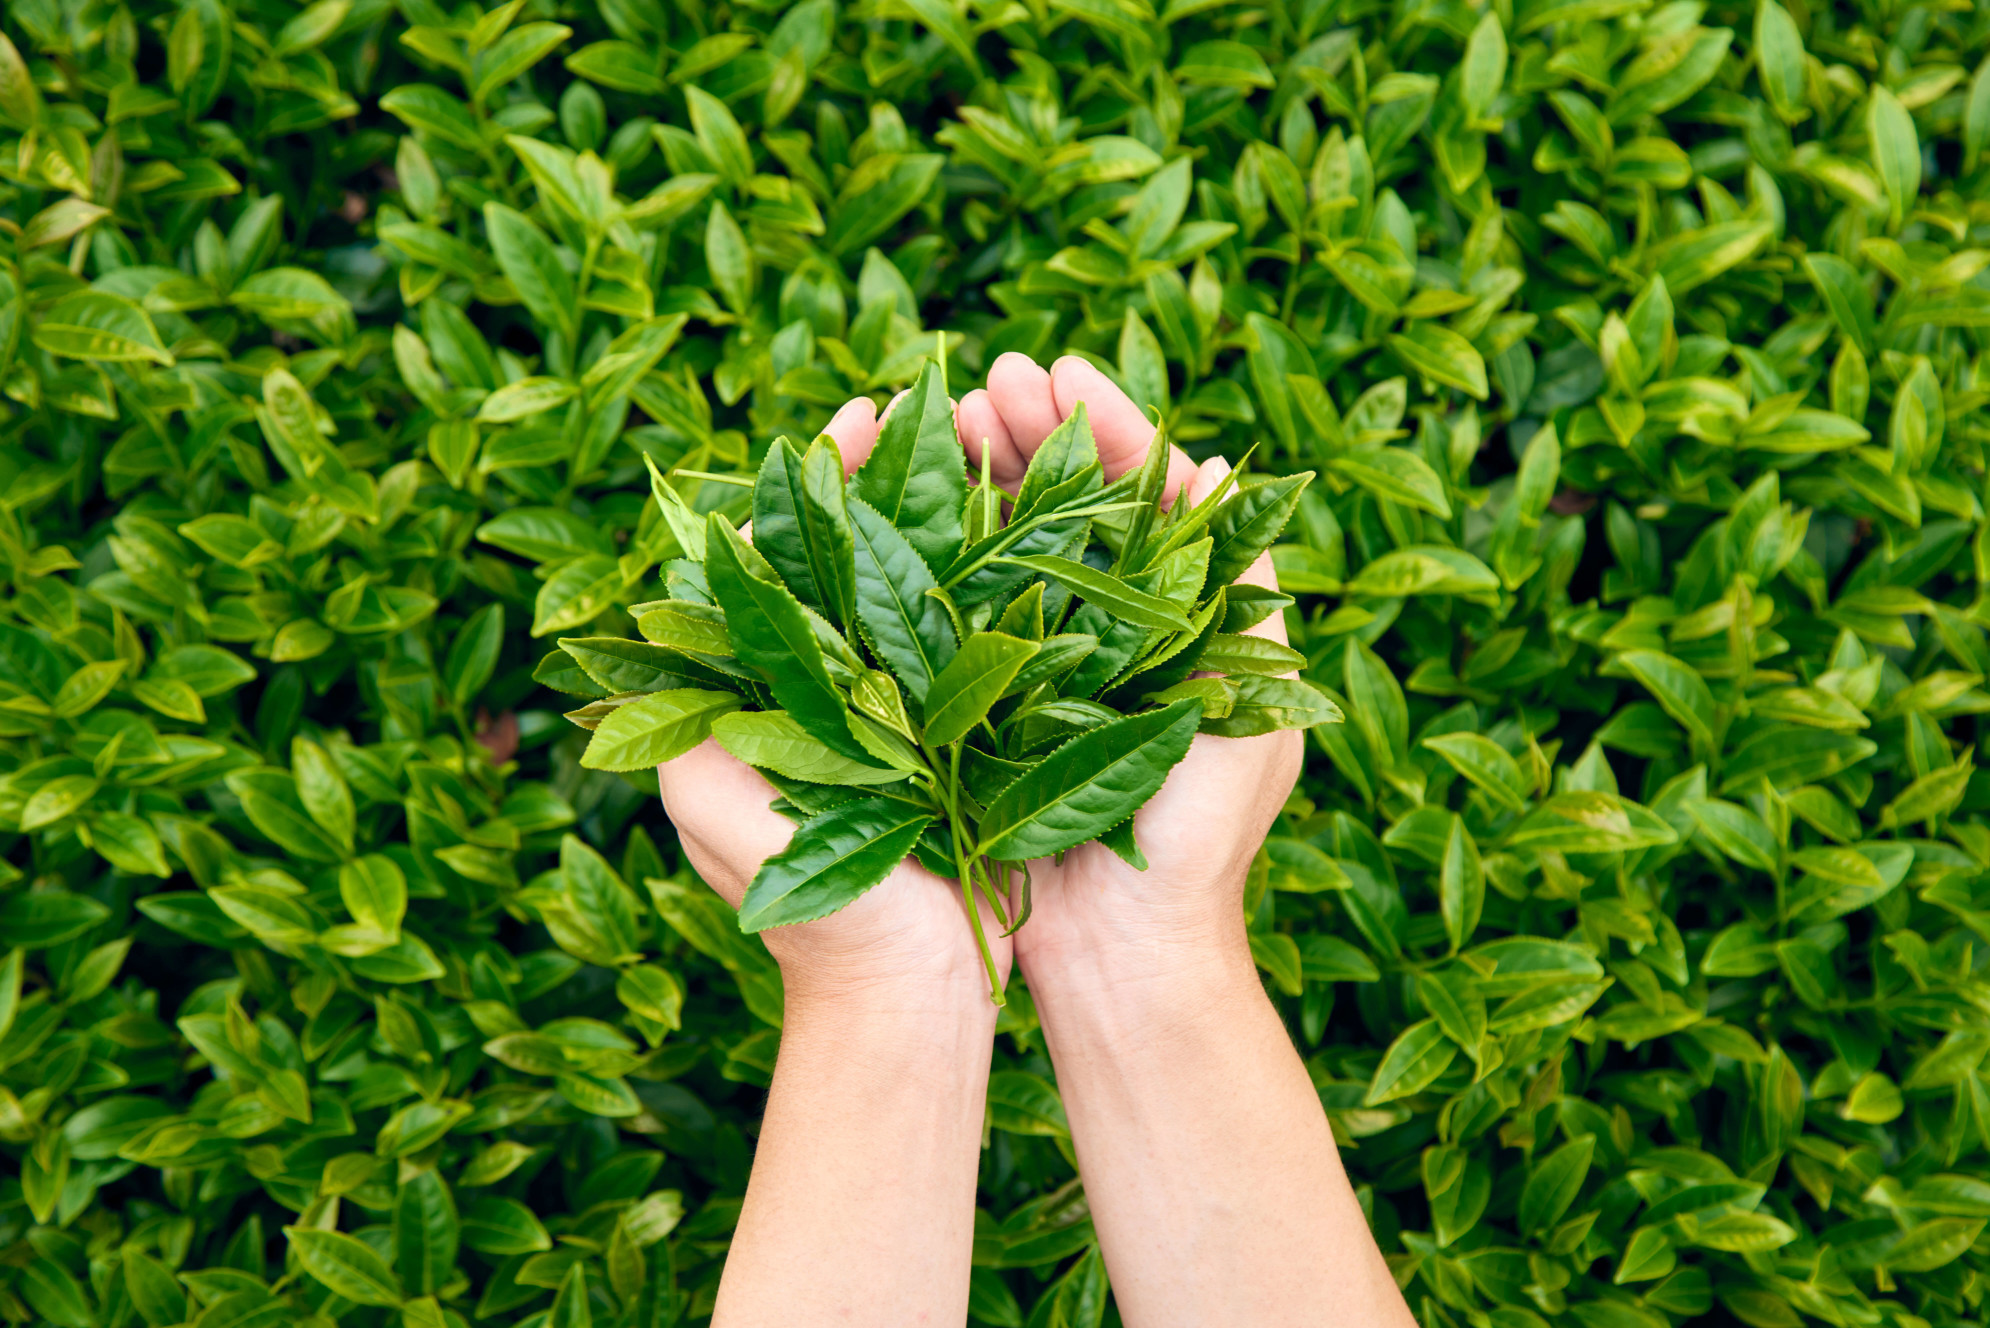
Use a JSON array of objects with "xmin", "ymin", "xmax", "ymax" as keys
[
  {"xmin": 978, "ymin": 700, "xmax": 1203, "ymax": 861},
  {"xmin": 922, "ymin": 633, "xmax": 1039, "ymax": 746},
  {"xmin": 738, "ymin": 800, "xmax": 936, "ymax": 931}
]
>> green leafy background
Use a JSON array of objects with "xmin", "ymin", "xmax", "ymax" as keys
[{"xmin": 1, "ymin": 0, "xmax": 1989, "ymax": 1322}]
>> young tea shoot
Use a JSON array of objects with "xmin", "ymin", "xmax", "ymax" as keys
[{"xmin": 563, "ymin": 352, "xmax": 1341, "ymax": 1001}]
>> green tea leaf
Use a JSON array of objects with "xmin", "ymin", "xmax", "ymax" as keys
[
  {"xmin": 996, "ymin": 555, "xmax": 1194, "ymax": 633},
  {"xmin": 921, "ymin": 632, "xmax": 1038, "ymax": 746},
  {"xmin": 849, "ymin": 497, "xmax": 958, "ymax": 706},
  {"xmin": 122, "ymin": 1251, "xmax": 185, "ymax": 1328},
  {"xmin": 978, "ymin": 699, "xmax": 1202, "ymax": 860},
  {"xmin": 1365, "ymin": 1019, "xmax": 1457, "ymax": 1104},
  {"xmin": 851, "ymin": 358, "xmax": 967, "ymax": 572},
  {"xmin": 1616, "ymin": 650, "xmax": 1717, "ymax": 753},
  {"xmin": 800, "ymin": 434, "xmax": 859, "ymax": 627},
  {"xmin": 738, "ymin": 799, "xmax": 935, "ymax": 931},
  {"xmin": 753, "ymin": 437, "xmax": 825, "ymax": 610},
  {"xmin": 1754, "ymin": 0, "xmax": 1808, "ymax": 123},
  {"xmin": 462, "ymin": 1197, "xmax": 553, "ymax": 1255},
  {"xmin": 1204, "ymin": 473, "xmax": 1313, "ymax": 587},
  {"xmin": 579, "ymin": 689, "xmax": 743, "ymax": 771},
  {"xmin": 1422, "ymin": 733, "xmax": 1530, "ymax": 812},
  {"xmin": 1389, "ymin": 323, "xmax": 1488, "ymax": 400},
  {"xmin": 484, "ymin": 203, "xmax": 576, "ymax": 337},
  {"xmin": 395, "ymin": 1170, "xmax": 460, "ymax": 1297},
  {"xmin": 1011, "ymin": 403, "xmax": 1103, "ymax": 522},
  {"xmin": 706, "ymin": 515, "xmax": 874, "ymax": 763},
  {"xmin": 1329, "ymin": 448, "xmax": 1452, "ymax": 518},
  {"xmin": 712, "ymin": 710, "xmax": 908, "ymax": 785},
  {"xmin": 445, "ymin": 604, "xmax": 505, "ymax": 705},
  {"xmin": 285, "ymin": 1226, "xmax": 404, "ymax": 1306},
  {"xmin": 1520, "ymin": 1135, "xmax": 1596, "ymax": 1234},
  {"xmin": 1867, "ymin": 85, "xmax": 1920, "ymax": 229}
]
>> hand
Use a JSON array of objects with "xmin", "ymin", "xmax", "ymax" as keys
[
  {"xmin": 658, "ymin": 395, "xmax": 1013, "ymax": 1002},
  {"xmin": 956, "ymin": 353, "xmax": 1303, "ymax": 985},
  {"xmin": 960, "ymin": 357, "xmax": 1409, "ymax": 1328}
]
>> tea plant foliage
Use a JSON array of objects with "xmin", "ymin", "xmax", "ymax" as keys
[{"xmin": 0, "ymin": 0, "xmax": 1988, "ymax": 1322}]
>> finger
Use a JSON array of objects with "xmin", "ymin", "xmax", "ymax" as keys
[
  {"xmin": 1182, "ymin": 454, "xmax": 1231, "ymax": 507},
  {"xmin": 985, "ymin": 352, "xmax": 1064, "ymax": 456},
  {"xmin": 656, "ymin": 738, "xmax": 794, "ymax": 910},
  {"xmin": 879, "ymin": 387, "xmax": 962, "ymax": 439},
  {"xmin": 822, "ymin": 396, "xmax": 881, "ymax": 475},
  {"xmin": 1049, "ymin": 356, "xmax": 1201, "ymax": 497},
  {"xmin": 957, "ymin": 388, "xmax": 1029, "ymax": 487}
]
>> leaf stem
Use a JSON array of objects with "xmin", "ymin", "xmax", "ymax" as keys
[
  {"xmin": 974, "ymin": 856, "xmax": 1011, "ymax": 932},
  {"xmin": 938, "ymin": 739, "xmax": 1004, "ymax": 1005}
]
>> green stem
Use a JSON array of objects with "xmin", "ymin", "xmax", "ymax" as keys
[
  {"xmin": 974, "ymin": 856, "xmax": 1011, "ymax": 932},
  {"xmin": 939, "ymin": 740, "xmax": 1004, "ymax": 1006}
]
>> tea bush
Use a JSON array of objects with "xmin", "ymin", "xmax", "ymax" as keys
[{"xmin": 2, "ymin": 0, "xmax": 1989, "ymax": 1322}]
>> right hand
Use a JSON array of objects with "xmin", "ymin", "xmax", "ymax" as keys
[{"xmin": 955, "ymin": 353, "xmax": 1303, "ymax": 985}]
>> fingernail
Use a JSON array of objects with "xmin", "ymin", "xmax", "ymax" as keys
[{"xmin": 1189, "ymin": 456, "xmax": 1232, "ymax": 505}]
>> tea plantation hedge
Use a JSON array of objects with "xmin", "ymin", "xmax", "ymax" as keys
[{"xmin": 3, "ymin": 0, "xmax": 1990, "ymax": 1321}]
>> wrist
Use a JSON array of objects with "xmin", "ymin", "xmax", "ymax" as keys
[
  {"xmin": 1012, "ymin": 859, "xmax": 1253, "ymax": 990},
  {"xmin": 1017, "ymin": 917, "xmax": 1265, "ymax": 1041},
  {"xmin": 779, "ymin": 946, "xmax": 1004, "ymax": 1025},
  {"xmin": 773, "ymin": 962, "xmax": 1001, "ymax": 1097}
]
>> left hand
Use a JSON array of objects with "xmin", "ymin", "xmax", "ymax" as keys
[{"xmin": 657, "ymin": 395, "xmax": 1013, "ymax": 1002}]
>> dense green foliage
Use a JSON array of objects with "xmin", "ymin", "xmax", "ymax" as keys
[{"xmin": 1, "ymin": 0, "xmax": 1989, "ymax": 1321}]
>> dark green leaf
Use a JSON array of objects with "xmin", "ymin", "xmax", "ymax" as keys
[
  {"xmin": 462, "ymin": 1198, "xmax": 554, "ymax": 1255},
  {"xmin": 1204, "ymin": 473, "xmax": 1312, "ymax": 587},
  {"xmin": 705, "ymin": 515, "xmax": 874, "ymax": 763},
  {"xmin": 395, "ymin": 1171, "xmax": 460, "ymax": 1297},
  {"xmin": 849, "ymin": 497, "xmax": 958, "ymax": 706},
  {"xmin": 1520, "ymin": 1135, "xmax": 1596, "ymax": 1235},
  {"xmin": 484, "ymin": 203, "xmax": 575, "ymax": 337},
  {"xmin": 850, "ymin": 358, "xmax": 967, "ymax": 572},
  {"xmin": 285, "ymin": 1226, "xmax": 404, "ymax": 1306}
]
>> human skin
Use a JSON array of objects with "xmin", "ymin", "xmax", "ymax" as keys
[
  {"xmin": 661, "ymin": 392, "xmax": 1011, "ymax": 1328},
  {"xmin": 662, "ymin": 356, "xmax": 1414, "ymax": 1327},
  {"xmin": 961, "ymin": 356, "xmax": 1417, "ymax": 1328}
]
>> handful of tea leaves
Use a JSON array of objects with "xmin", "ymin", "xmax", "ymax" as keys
[{"xmin": 559, "ymin": 358, "xmax": 1343, "ymax": 1001}]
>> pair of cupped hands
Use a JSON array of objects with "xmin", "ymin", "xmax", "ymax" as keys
[{"xmin": 657, "ymin": 352, "xmax": 1303, "ymax": 1002}]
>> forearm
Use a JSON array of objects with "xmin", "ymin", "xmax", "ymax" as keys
[
  {"xmin": 714, "ymin": 966, "xmax": 998, "ymax": 1326},
  {"xmin": 1023, "ymin": 930, "xmax": 1413, "ymax": 1328}
]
